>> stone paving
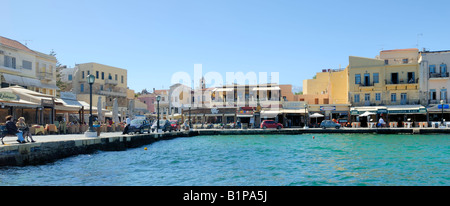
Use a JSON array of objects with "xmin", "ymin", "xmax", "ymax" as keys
[{"xmin": 0, "ymin": 132, "xmax": 126, "ymax": 146}]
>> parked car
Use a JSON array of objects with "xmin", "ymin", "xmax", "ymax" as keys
[
  {"xmin": 169, "ymin": 120, "xmax": 181, "ymax": 131},
  {"xmin": 126, "ymin": 119, "xmax": 151, "ymax": 134},
  {"xmin": 151, "ymin": 119, "xmax": 172, "ymax": 132},
  {"xmin": 260, "ymin": 120, "xmax": 283, "ymax": 129},
  {"xmin": 320, "ymin": 120, "xmax": 341, "ymax": 129}
]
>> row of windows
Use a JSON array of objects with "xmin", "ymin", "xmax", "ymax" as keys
[
  {"xmin": 429, "ymin": 64, "xmax": 447, "ymax": 73},
  {"xmin": 355, "ymin": 72, "xmax": 416, "ymax": 84},
  {"xmin": 3, "ymin": 55, "xmax": 39, "ymax": 70},
  {"xmin": 429, "ymin": 89, "xmax": 448, "ymax": 100},
  {"xmin": 81, "ymin": 70, "xmax": 124, "ymax": 83},
  {"xmin": 354, "ymin": 93, "xmax": 407, "ymax": 103},
  {"xmin": 355, "ymin": 73, "xmax": 379, "ymax": 85}
]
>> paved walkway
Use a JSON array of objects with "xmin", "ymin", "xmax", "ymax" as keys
[
  {"xmin": 1, "ymin": 127, "xmax": 446, "ymax": 146},
  {"xmin": 0, "ymin": 132, "xmax": 126, "ymax": 146}
]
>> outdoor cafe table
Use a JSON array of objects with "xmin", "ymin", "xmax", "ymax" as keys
[
  {"xmin": 404, "ymin": 122, "xmax": 412, "ymax": 128},
  {"xmin": 352, "ymin": 122, "xmax": 361, "ymax": 128},
  {"xmin": 368, "ymin": 122, "xmax": 376, "ymax": 128}
]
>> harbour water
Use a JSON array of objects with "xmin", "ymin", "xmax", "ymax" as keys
[{"xmin": 0, "ymin": 134, "xmax": 448, "ymax": 186}]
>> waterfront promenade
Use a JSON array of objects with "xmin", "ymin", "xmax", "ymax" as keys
[{"xmin": 1, "ymin": 127, "xmax": 449, "ymax": 166}]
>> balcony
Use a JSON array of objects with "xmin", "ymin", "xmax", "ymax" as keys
[
  {"xmin": 105, "ymin": 79, "xmax": 118, "ymax": 85},
  {"xmin": 98, "ymin": 90, "xmax": 127, "ymax": 97},
  {"xmin": 37, "ymin": 72, "xmax": 53, "ymax": 81},
  {"xmin": 429, "ymin": 99, "xmax": 449, "ymax": 105},
  {"xmin": 385, "ymin": 79, "xmax": 418, "ymax": 90},
  {"xmin": 429, "ymin": 72, "xmax": 449, "ymax": 79},
  {"xmin": 352, "ymin": 99, "xmax": 421, "ymax": 106}
]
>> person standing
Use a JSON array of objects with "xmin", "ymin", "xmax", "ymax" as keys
[
  {"xmin": 378, "ymin": 117, "xmax": 385, "ymax": 127},
  {"xmin": 122, "ymin": 116, "xmax": 131, "ymax": 134},
  {"xmin": 5, "ymin": 116, "xmax": 26, "ymax": 144}
]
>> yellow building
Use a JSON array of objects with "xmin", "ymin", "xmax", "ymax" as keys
[
  {"xmin": 69, "ymin": 62, "xmax": 128, "ymax": 118},
  {"xmin": 348, "ymin": 49, "xmax": 420, "ymax": 107},
  {"xmin": 300, "ymin": 68, "xmax": 350, "ymax": 123},
  {"xmin": 348, "ymin": 49, "xmax": 426, "ymax": 124},
  {"xmin": 301, "ymin": 68, "xmax": 348, "ymax": 105}
]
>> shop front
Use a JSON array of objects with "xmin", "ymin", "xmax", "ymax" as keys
[
  {"xmin": 182, "ymin": 107, "xmax": 237, "ymax": 125},
  {"xmin": 237, "ymin": 107, "xmax": 255, "ymax": 127},
  {"xmin": 351, "ymin": 105, "xmax": 427, "ymax": 127},
  {"xmin": 280, "ymin": 101, "xmax": 307, "ymax": 128},
  {"xmin": 310, "ymin": 104, "xmax": 351, "ymax": 126},
  {"xmin": 427, "ymin": 104, "xmax": 450, "ymax": 124}
]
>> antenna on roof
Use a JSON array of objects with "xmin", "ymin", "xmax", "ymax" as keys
[{"xmin": 22, "ymin": 40, "xmax": 32, "ymax": 46}]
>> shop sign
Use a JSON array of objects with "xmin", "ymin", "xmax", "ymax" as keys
[
  {"xmin": 377, "ymin": 109, "xmax": 388, "ymax": 114},
  {"xmin": 0, "ymin": 92, "xmax": 19, "ymax": 101},
  {"xmin": 238, "ymin": 109, "xmax": 254, "ymax": 115},
  {"xmin": 437, "ymin": 104, "xmax": 449, "ymax": 109},
  {"xmin": 350, "ymin": 110, "xmax": 359, "ymax": 115},
  {"xmin": 320, "ymin": 106, "xmax": 336, "ymax": 111},
  {"xmin": 388, "ymin": 109, "xmax": 424, "ymax": 114},
  {"xmin": 211, "ymin": 108, "xmax": 219, "ymax": 114},
  {"xmin": 41, "ymin": 99, "xmax": 54, "ymax": 107}
]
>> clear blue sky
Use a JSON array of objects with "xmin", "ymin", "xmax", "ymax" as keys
[{"xmin": 3, "ymin": 0, "xmax": 450, "ymax": 93}]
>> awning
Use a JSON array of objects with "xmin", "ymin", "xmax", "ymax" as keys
[
  {"xmin": 0, "ymin": 99, "xmax": 40, "ymax": 108},
  {"xmin": 282, "ymin": 108, "xmax": 307, "ymax": 114},
  {"xmin": 3, "ymin": 74, "xmax": 24, "ymax": 85},
  {"xmin": 260, "ymin": 110, "xmax": 281, "ymax": 118},
  {"xmin": 237, "ymin": 114, "xmax": 253, "ymax": 118},
  {"xmin": 54, "ymin": 104, "xmax": 81, "ymax": 112},
  {"xmin": 350, "ymin": 106, "xmax": 387, "ymax": 115},
  {"xmin": 21, "ymin": 77, "xmax": 41, "ymax": 88},
  {"xmin": 252, "ymin": 87, "xmax": 281, "ymax": 91},
  {"xmin": 54, "ymin": 98, "xmax": 83, "ymax": 112},
  {"xmin": 427, "ymin": 104, "xmax": 450, "ymax": 113},
  {"xmin": 40, "ymin": 83, "xmax": 59, "ymax": 90},
  {"xmin": 386, "ymin": 105, "xmax": 426, "ymax": 114}
]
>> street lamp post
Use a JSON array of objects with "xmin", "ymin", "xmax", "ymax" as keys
[
  {"xmin": 157, "ymin": 96, "xmax": 161, "ymax": 133},
  {"xmin": 304, "ymin": 103, "xmax": 309, "ymax": 129},
  {"xmin": 189, "ymin": 106, "xmax": 192, "ymax": 128},
  {"xmin": 441, "ymin": 99, "xmax": 445, "ymax": 125},
  {"xmin": 85, "ymin": 74, "xmax": 97, "ymax": 137}
]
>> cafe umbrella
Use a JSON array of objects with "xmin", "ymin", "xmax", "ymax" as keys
[{"xmin": 309, "ymin": 113, "xmax": 324, "ymax": 125}]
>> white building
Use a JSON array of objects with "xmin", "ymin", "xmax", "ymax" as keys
[
  {"xmin": 419, "ymin": 50, "xmax": 450, "ymax": 105},
  {"xmin": 0, "ymin": 36, "xmax": 58, "ymax": 96}
]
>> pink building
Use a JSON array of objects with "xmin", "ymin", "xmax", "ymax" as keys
[{"xmin": 137, "ymin": 93, "xmax": 157, "ymax": 113}]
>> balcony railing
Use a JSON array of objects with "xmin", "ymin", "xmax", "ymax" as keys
[
  {"xmin": 429, "ymin": 99, "xmax": 449, "ymax": 105},
  {"xmin": 37, "ymin": 72, "xmax": 53, "ymax": 80},
  {"xmin": 352, "ymin": 99, "xmax": 421, "ymax": 106},
  {"xmin": 385, "ymin": 78, "xmax": 418, "ymax": 85},
  {"xmin": 105, "ymin": 79, "xmax": 118, "ymax": 85},
  {"xmin": 98, "ymin": 90, "xmax": 127, "ymax": 97},
  {"xmin": 359, "ymin": 82, "xmax": 374, "ymax": 87},
  {"xmin": 429, "ymin": 72, "xmax": 449, "ymax": 78}
]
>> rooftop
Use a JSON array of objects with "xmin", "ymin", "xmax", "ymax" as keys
[
  {"xmin": 381, "ymin": 48, "xmax": 419, "ymax": 53},
  {"xmin": 0, "ymin": 36, "xmax": 35, "ymax": 53}
]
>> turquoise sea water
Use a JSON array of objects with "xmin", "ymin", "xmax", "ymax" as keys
[{"xmin": 0, "ymin": 134, "xmax": 449, "ymax": 185}]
